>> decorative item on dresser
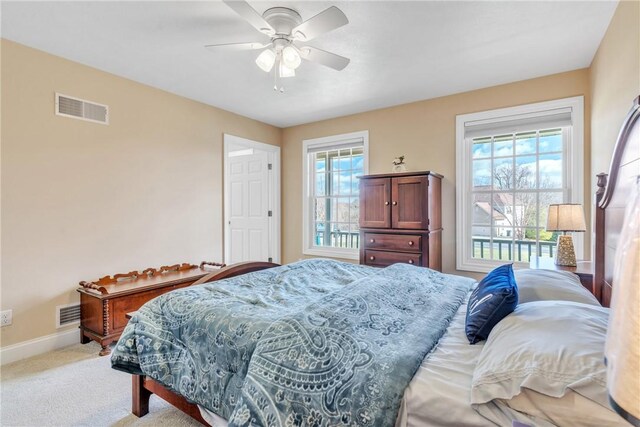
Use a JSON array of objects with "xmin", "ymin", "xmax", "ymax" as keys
[
  {"xmin": 77, "ymin": 261, "xmax": 225, "ymax": 355},
  {"xmin": 391, "ymin": 155, "xmax": 407, "ymax": 173},
  {"xmin": 358, "ymin": 171, "xmax": 442, "ymax": 270}
]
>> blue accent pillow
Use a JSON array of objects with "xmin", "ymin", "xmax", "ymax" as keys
[{"xmin": 465, "ymin": 264, "xmax": 518, "ymax": 344}]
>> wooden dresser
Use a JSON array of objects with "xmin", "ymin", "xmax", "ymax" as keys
[
  {"xmin": 358, "ymin": 171, "xmax": 442, "ymax": 270},
  {"xmin": 78, "ymin": 261, "xmax": 223, "ymax": 355}
]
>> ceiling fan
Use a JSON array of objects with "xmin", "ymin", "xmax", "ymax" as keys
[{"xmin": 206, "ymin": 0, "xmax": 350, "ymax": 91}]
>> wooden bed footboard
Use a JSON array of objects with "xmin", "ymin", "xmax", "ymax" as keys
[
  {"xmin": 191, "ymin": 261, "xmax": 280, "ymax": 286},
  {"xmin": 130, "ymin": 261, "xmax": 280, "ymax": 424}
]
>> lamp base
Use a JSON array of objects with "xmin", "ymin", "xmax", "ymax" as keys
[{"xmin": 555, "ymin": 234, "xmax": 577, "ymax": 266}]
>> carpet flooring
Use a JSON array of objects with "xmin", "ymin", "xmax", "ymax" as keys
[{"xmin": 1, "ymin": 342, "xmax": 201, "ymax": 426}]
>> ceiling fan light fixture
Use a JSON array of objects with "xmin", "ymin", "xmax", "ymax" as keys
[
  {"xmin": 210, "ymin": 1, "xmax": 351, "ymax": 91},
  {"xmin": 282, "ymin": 45, "xmax": 301, "ymax": 69},
  {"xmin": 279, "ymin": 62, "xmax": 296, "ymax": 78},
  {"xmin": 298, "ymin": 46, "xmax": 311, "ymax": 58},
  {"xmin": 255, "ymin": 49, "xmax": 276, "ymax": 72}
]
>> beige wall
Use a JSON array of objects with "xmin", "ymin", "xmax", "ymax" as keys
[
  {"xmin": 282, "ymin": 70, "xmax": 591, "ymax": 278},
  {"xmin": 590, "ymin": 0, "xmax": 640, "ymax": 189},
  {"xmin": 0, "ymin": 40, "xmax": 281, "ymax": 347}
]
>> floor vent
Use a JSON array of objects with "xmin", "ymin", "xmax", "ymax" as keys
[
  {"xmin": 55, "ymin": 93, "xmax": 109, "ymax": 125},
  {"xmin": 56, "ymin": 303, "xmax": 81, "ymax": 328}
]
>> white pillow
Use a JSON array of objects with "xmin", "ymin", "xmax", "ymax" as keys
[
  {"xmin": 471, "ymin": 301, "xmax": 610, "ymax": 408},
  {"xmin": 514, "ymin": 269, "xmax": 600, "ymax": 305}
]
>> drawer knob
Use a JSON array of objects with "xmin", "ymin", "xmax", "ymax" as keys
[
  {"xmin": 370, "ymin": 239, "xmax": 375, "ymax": 243},
  {"xmin": 392, "ymin": 201, "xmax": 398, "ymax": 206},
  {"xmin": 408, "ymin": 241, "xmax": 414, "ymax": 246},
  {"xmin": 408, "ymin": 260, "xmax": 414, "ymax": 264},
  {"xmin": 370, "ymin": 256, "xmax": 375, "ymax": 261},
  {"xmin": 385, "ymin": 201, "xmax": 390, "ymax": 206}
]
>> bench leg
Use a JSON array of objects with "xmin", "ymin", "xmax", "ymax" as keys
[
  {"xmin": 99, "ymin": 344, "xmax": 111, "ymax": 356},
  {"xmin": 132, "ymin": 375, "xmax": 152, "ymax": 417}
]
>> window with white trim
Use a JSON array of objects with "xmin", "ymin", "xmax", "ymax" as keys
[
  {"xmin": 456, "ymin": 97, "xmax": 584, "ymax": 272},
  {"xmin": 303, "ymin": 131, "xmax": 369, "ymax": 260}
]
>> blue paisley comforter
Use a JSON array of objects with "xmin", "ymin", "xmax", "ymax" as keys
[{"xmin": 111, "ymin": 259, "xmax": 474, "ymax": 426}]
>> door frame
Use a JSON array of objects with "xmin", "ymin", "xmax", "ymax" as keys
[{"xmin": 223, "ymin": 134, "xmax": 281, "ymax": 264}]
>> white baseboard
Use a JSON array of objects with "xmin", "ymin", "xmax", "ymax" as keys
[{"xmin": 0, "ymin": 328, "xmax": 79, "ymax": 366}]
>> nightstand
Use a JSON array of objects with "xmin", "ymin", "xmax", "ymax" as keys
[{"xmin": 529, "ymin": 256, "xmax": 594, "ymax": 295}]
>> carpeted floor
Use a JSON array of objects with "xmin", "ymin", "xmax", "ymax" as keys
[{"xmin": 1, "ymin": 342, "xmax": 201, "ymax": 427}]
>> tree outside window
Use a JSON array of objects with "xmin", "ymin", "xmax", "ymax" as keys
[{"xmin": 471, "ymin": 129, "xmax": 564, "ymax": 261}]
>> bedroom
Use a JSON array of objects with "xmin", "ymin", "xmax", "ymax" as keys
[{"xmin": 1, "ymin": 0, "xmax": 639, "ymax": 426}]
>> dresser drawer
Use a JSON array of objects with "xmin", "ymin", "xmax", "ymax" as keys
[
  {"xmin": 363, "ymin": 233, "xmax": 421, "ymax": 251},
  {"xmin": 364, "ymin": 250, "xmax": 422, "ymax": 267}
]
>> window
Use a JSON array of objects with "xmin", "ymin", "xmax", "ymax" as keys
[
  {"xmin": 456, "ymin": 97, "xmax": 584, "ymax": 272},
  {"xmin": 302, "ymin": 131, "xmax": 369, "ymax": 259}
]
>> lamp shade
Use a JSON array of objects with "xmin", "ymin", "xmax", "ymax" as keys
[
  {"xmin": 282, "ymin": 45, "xmax": 301, "ymax": 70},
  {"xmin": 605, "ymin": 179, "xmax": 640, "ymax": 426},
  {"xmin": 546, "ymin": 203, "xmax": 586, "ymax": 232},
  {"xmin": 255, "ymin": 49, "xmax": 276, "ymax": 73}
]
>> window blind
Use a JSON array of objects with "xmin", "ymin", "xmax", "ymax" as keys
[
  {"xmin": 464, "ymin": 107, "xmax": 573, "ymax": 139},
  {"xmin": 306, "ymin": 138, "xmax": 364, "ymax": 153}
]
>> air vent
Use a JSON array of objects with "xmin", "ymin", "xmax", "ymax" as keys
[
  {"xmin": 56, "ymin": 303, "xmax": 81, "ymax": 328},
  {"xmin": 55, "ymin": 93, "xmax": 109, "ymax": 125}
]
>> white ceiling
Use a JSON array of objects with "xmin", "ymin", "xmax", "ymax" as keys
[{"xmin": 1, "ymin": 1, "xmax": 618, "ymax": 127}]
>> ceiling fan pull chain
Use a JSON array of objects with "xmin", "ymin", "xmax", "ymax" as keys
[
  {"xmin": 273, "ymin": 58, "xmax": 285, "ymax": 93},
  {"xmin": 273, "ymin": 61, "xmax": 279, "ymax": 91}
]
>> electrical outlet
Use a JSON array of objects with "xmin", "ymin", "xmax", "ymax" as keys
[{"xmin": 1, "ymin": 310, "xmax": 12, "ymax": 327}]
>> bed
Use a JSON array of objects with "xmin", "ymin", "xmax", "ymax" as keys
[{"xmin": 111, "ymin": 96, "xmax": 639, "ymax": 427}]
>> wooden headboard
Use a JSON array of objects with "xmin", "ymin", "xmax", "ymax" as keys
[{"xmin": 594, "ymin": 95, "xmax": 640, "ymax": 307}]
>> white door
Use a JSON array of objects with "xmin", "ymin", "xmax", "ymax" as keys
[{"xmin": 224, "ymin": 135, "xmax": 280, "ymax": 264}]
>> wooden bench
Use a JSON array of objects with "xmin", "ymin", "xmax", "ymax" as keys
[{"xmin": 77, "ymin": 261, "xmax": 224, "ymax": 355}]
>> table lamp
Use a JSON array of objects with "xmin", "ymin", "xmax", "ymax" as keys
[
  {"xmin": 605, "ymin": 179, "xmax": 640, "ymax": 427},
  {"xmin": 546, "ymin": 203, "xmax": 586, "ymax": 266}
]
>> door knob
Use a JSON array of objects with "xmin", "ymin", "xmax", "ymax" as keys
[
  {"xmin": 408, "ymin": 241, "xmax": 414, "ymax": 246},
  {"xmin": 392, "ymin": 201, "xmax": 398, "ymax": 206},
  {"xmin": 370, "ymin": 239, "xmax": 375, "ymax": 243},
  {"xmin": 408, "ymin": 259, "xmax": 414, "ymax": 264},
  {"xmin": 385, "ymin": 201, "xmax": 390, "ymax": 206},
  {"xmin": 370, "ymin": 256, "xmax": 375, "ymax": 261}
]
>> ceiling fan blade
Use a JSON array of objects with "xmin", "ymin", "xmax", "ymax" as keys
[
  {"xmin": 299, "ymin": 46, "xmax": 350, "ymax": 71},
  {"xmin": 292, "ymin": 6, "xmax": 348, "ymax": 42},
  {"xmin": 223, "ymin": 0, "xmax": 275, "ymax": 36},
  {"xmin": 205, "ymin": 42, "xmax": 270, "ymax": 52}
]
